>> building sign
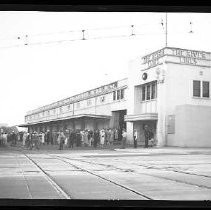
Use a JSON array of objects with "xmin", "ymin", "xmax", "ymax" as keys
[
  {"xmin": 170, "ymin": 48, "xmax": 208, "ymax": 66},
  {"xmin": 142, "ymin": 47, "xmax": 211, "ymax": 68},
  {"xmin": 142, "ymin": 49, "xmax": 165, "ymax": 68},
  {"xmin": 27, "ymin": 81, "xmax": 119, "ymax": 116}
]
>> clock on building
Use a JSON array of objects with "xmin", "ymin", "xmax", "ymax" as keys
[{"xmin": 142, "ymin": 72, "xmax": 148, "ymax": 80}]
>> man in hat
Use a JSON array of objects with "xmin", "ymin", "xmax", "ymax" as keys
[{"xmin": 143, "ymin": 125, "xmax": 150, "ymax": 148}]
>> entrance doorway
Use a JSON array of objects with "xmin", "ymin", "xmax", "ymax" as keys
[
  {"xmin": 111, "ymin": 109, "xmax": 127, "ymax": 143},
  {"xmin": 134, "ymin": 120, "xmax": 157, "ymax": 146}
]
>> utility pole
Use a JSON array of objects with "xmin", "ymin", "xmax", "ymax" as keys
[{"xmin": 165, "ymin": 12, "xmax": 168, "ymax": 47}]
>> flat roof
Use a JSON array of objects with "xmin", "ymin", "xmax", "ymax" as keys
[{"xmin": 18, "ymin": 114, "xmax": 111, "ymax": 127}]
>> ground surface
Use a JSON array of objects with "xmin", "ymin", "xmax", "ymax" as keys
[{"xmin": 0, "ymin": 145, "xmax": 211, "ymax": 200}]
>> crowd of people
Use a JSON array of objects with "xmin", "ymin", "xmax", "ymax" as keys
[
  {"xmin": 0, "ymin": 128, "xmax": 125, "ymax": 150},
  {"xmin": 0, "ymin": 131, "xmax": 20, "ymax": 147},
  {"xmin": 0, "ymin": 125, "xmax": 155, "ymax": 150},
  {"xmin": 23, "ymin": 128, "xmax": 126, "ymax": 150}
]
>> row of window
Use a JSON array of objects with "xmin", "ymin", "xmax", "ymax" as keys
[
  {"xmin": 27, "ymin": 90, "xmax": 125, "ymax": 121},
  {"xmin": 140, "ymin": 80, "xmax": 210, "ymax": 101},
  {"xmin": 113, "ymin": 89, "xmax": 125, "ymax": 101}
]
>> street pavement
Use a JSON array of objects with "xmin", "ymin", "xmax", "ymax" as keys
[{"xmin": 0, "ymin": 145, "xmax": 211, "ymax": 200}]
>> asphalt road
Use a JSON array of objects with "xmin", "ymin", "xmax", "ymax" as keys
[{"xmin": 0, "ymin": 146, "xmax": 211, "ymax": 200}]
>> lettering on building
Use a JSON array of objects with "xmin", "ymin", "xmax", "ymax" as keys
[{"xmin": 142, "ymin": 49, "xmax": 165, "ymax": 68}]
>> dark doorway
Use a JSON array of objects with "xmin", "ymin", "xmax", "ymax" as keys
[{"xmin": 111, "ymin": 109, "xmax": 127, "ymax": 143}]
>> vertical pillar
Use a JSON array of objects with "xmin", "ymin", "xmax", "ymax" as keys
[
  {"xmin": 94, "ymin": 119, "xmax": 97, "ymax": 130},
  {"xmin": 126, "ymin": 121, "xmax": 134, "ymax": 144},
  {"xmin": 81, "ymin": 119, "xmax": 85, "ymax": 130},
  {"xmin": 156, "ymin": 65, "xmax": 167, "ymax": 147},
  {"xmin": 37, "ymin": 126, "xmax": 40, "ymax": 133}
]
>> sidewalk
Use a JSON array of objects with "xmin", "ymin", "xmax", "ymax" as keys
[{"xmin": 114, "ymin": 146, "xmax": 211, "ymax": 155}]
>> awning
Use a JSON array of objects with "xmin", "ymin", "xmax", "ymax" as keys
[
  {"xmin": 18, "ymin": 114, "xmax": 111, "ymax": 127},
  {"xmin": 124, "ymin": 113, "xmax": 158, "ymax": 122}
]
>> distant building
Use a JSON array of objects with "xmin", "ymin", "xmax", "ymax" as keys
[{"xmin": 19, "ymin": 47, "xmax": 211, "ymax": 147}]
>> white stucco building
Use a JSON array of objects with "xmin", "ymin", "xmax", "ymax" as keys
[{"xmin": 20, "ymin": 46, "xmax": 211, "ymax": 147}]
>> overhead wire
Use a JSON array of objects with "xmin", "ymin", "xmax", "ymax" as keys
[{"xmin": 0, "ymin": 21, "xmax": 194, "ymax": 50}]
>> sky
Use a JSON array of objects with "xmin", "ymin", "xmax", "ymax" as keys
[{"xmin": 0, "ymin": 12, "xmax": 211, "ymax": 127}]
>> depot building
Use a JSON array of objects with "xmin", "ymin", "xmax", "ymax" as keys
[{"xmin": 19, "ymin": 47, "xmax": 211, "ymax": 147}]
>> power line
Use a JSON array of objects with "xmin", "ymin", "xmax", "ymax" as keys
[
  {"xmin": 0, "ymin": 23, "xmax": 161, "ymax": 43},
  {"xmin": 0, "ymin": 22, "xmax": 195, "ymax": 50}
]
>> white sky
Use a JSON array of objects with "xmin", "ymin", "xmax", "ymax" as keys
[{"xmin": 0, "ymin": 12, "xmax": 211, "ymax": 126}]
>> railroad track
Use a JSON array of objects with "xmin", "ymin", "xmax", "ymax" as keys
[
  {"xmin": 52, "ymin": 154, "xmax": 211, "ymax": 190},
  {"xmin": 16, "ymin": 149, "xmax": 152, "ymax": 200},
  {"xmin": 14, "ymin": 147, "xmax": 211, "ymax": 200}
]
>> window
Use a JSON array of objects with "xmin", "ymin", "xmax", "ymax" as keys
[
  {"xmin": 47, "ymin": 110, "xmax": 50, "ymax": 115},
  {"xmin": 203, "ymin": 81, "xmax": 209, "ymax": 98},
  {"xmin": 100, "ymin": 96, "xmax": 105, "ymax": 103},
  {"xmin": 67, "ymin": 104, "xmax": 70, "ymax": 110},
  {"xmin": 142, "ymin": 86, "xmax": 146, "ymax": 101},
  {"xmin": 151, "ymin": 83, "xmax": 156, "ymax": 99},
  {"xmin": 120, "ymin": 89, "xmax": 125, "ymax": 99},
  {"xmin": 87, "ymin": 99, "xmax": 92, "ymax": 106},
  {"xmin": 113, "ymin": 91, "xmax": 116, "ymax": 101},
  {"xmin": 141, "ymin": 81, "xmax": 157, "ymax": 101},
  {"xmin": 53, "ymin": 109, "xmax": 56, "ymax": 114},
  {"xmin": 193, "ymin": 80, "xmax": 201, "ymax": 97},
  {"xmin": 117, "ymin": 90, "xmax": 120, "ymax": 100},
  {"xmin": 146, "ymin": 85, "xmax": 151, "ymax": 100}
]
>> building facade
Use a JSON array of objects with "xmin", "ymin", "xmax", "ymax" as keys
[{"xmin": 20, "ymin": 47, "xmax": 211, "ymax": 147}]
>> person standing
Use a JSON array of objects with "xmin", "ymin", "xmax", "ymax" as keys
[
  {"xmin": 64, "ymin": 130, "xmax": 69, "ymax": 147},
  {"xmin": 10, "ymin": 131, "xmax": 17, "ymax": 146},
  {"xmin": 22, "ymin": 132, "xmax": 28, "ymax": 147},
  {"xmin": 52, "ymin": 131, "xmax": 57, "ymax": 145},
  {"xmin": 50, "ymin": 131, "xmax": 54, "ymax": 145},
  {"xmin": 87, "ymin": 130, "xmax": 92, "ymax": 147},
  {"xmin": 41, "ymin": 132, "xmax": 45, "ymax": 145},
  {"xmin": 76, "ymin": 130, "xmax": 81, "ymax": 147},
  {"xmin": 46, "ymin": 130, "xmax": 50, "ymax": 145},
  {"xmin": 0, "ymin": 130, "xmax": 3, "ymax": 147},
  {"xmin": 107, "ymin": 129, "xmax": 111, "ymax": 146},
  {"xmin": 100, "ymin": 129, "xmax": 105, "ymax": 148},
  {"xmin": 69, "ymin": 130, "xmax": 76, "ymax": 148},
  {"xmin": 34, "ymin": 132, "xmax": 40, "ymax": 150},
  {"xmin": 143, "ymin": 125, "xmax": 150, "ymax": 148},
  {"xmin": 104, "ymin": 129, "xmax": 108, "ymax": 146},
  {"xmin": 121, "ymin": 129, "xmax": 127, "ymax": 149},
  {"xmin": 109, "ymin": 129, "xmax": 114, "ymax": 147},
  {"xmin": 133, "ymin": 129, "xmax": 138, "ymax": 148},
  {"xmin": 93, "ymin": 129, "xmax": 99, "ymax": 148},
  {"xmin": 2, "ymin": 132, "xmax": 8, "ymax": 146},
  {"xmin": 58, "ymin": 131, "xmax": 65, "ymax": 150},
  {"xmin": 89, "ymin": 130, "xmax": 94, "ymax": 147},
  {"xmin": 82, "ymin": 130, "xmax": 87, "ymax": 147},
  {"xmin": 114, "ymin": 128, "xmax": 118, "ymax": 141},
  {"xmin": 29, "ymin": 132, "xmax": 34, "ymax": 150}
]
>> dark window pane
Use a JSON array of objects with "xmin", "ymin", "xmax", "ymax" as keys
[
  {"xmin": 113, "ymin": 91, "xmax": 116, "ymax": 100},
  {"xmin": 203, "ymin": 81, "xmax": 209, "ymax": 98},
  {"xmin": 117, "ymin": 90, "xmax": 120, "ymax": 100},
  {"xmin": 146, "ymin": 85, "xmax": 150, "ymax": 100},
  {"xmin": 142, "ymin": 86, "xmax": 145, "ymax": 101},
  {"xmin": 120, "ymin": 89, "xmax": 124, "ymax": 99},
  {"xmin": 151, "ymin": 83, "xmax": 155, "ymax": 99},
  {"xmin": 193, "ymin": 80, "xmax": 201, "ymax": 97}
]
